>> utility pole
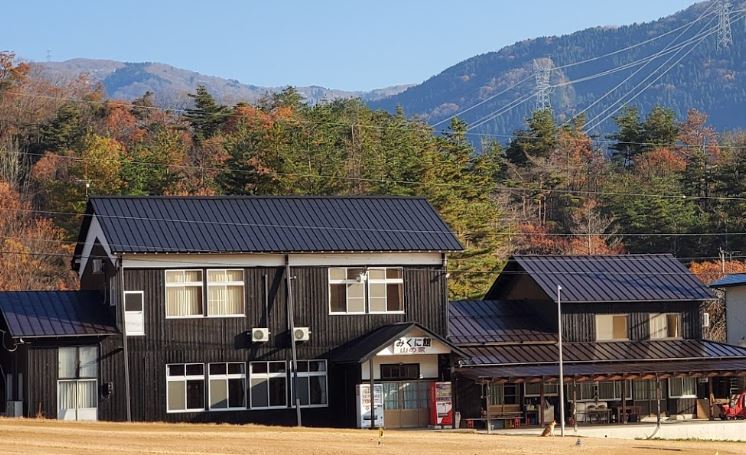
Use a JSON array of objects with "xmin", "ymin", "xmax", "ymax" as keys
[
  {"xmin": 533, "ymin": 58, "xmax": 552, "ymax": 111},
  {"xmin": 717, "ymin": 0, "xmax": 733, "ymax": 50},
  {"xmin": 556, "ymin": 285, "xmax": 565, "ymax": 437}
]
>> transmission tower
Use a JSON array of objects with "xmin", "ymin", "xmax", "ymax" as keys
[
  {"xmin": 717, "ymin": 0, "xmax": 733, "ymax": 49},
  {"xmin": 533, "ymin": 58, "xmax": 552, "ymax": 111}
]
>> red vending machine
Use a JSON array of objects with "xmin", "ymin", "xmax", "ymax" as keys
[{"xmin": 429, "ymin": 382, "xmax": 453, "ymax": 426}]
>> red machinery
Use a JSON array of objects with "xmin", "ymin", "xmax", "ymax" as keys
[{"xmin": 721, "ymin": 391, "xmax": 746, "ymax": 420}]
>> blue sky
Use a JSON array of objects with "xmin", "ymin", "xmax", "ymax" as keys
[{"xmin": 3, "ymin": 0, "xmax": 697, "ymax": 91}]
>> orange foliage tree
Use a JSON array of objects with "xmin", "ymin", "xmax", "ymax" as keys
[{"xmin": 0, "ymin": 181, "xmax": 78, "ymax": 290}]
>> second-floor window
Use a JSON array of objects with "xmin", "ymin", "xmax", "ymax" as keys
[
  {"xmin": 649, "ymin": 313, "xmax": 682, "ymax": 339},
  {"xmin": 596, "ymin": 314, "xmax": 629, "ymax": 341},
  {"xmin": 207, "ymin": 269, "xmax": 245, "ymax": 317},
  {"xmin": 166, "ymin": 270, "xmax": 203, "ymax": 318},
  {"xmin": 328, "ymin": 267, "xmax": 404, "ymax": 314}
]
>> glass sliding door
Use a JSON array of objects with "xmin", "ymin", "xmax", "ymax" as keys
[{"xmin": 57, "ymin": 346, "xmax": 98, "ymax": 421}]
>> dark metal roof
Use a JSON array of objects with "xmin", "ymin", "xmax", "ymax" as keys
[
  {"xmin": 461, "ymin": 339, "xmax": 746, "ymax": 366},
  {"xmin": 0, "ymin": 291, "xmax": 118, "ymax": 338},
  {"xmin": 74, "ymin": 196, "xmax": 462, "ymax": 261},
  {"xmin": 448, "ymin": 300, "xmax": 556, "ymax": 345},
  {"xmin": 710, "ymin": 274, "xmax": 746, "ymax": 288},
  {"xmin": 459, "ymin": 359, "xmax": 746, "ymax": 381},
  {"xmin": 331, "ymin": 322, "xmax": 464, "ymax": 363},
  {"xmin": 486, "ymin": 254, "xmax": 715, "ymax": 303}
]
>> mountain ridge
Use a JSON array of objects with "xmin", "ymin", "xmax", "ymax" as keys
[{"xmin": 33, "ymin": 58, "xmax": 413, "ymax": 107}]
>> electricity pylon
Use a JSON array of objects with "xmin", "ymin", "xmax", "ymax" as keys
[
  {"xmin": 717, "ymin": 0, "xmax": 733, "ymax": 49},
  {"xmin": 534, "ymin": 58, "xmax": 552, "ymax": 111}
]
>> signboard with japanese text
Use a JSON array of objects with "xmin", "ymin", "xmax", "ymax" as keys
[{"xmin": 393, "ymin": 336, "xmax": 435, "ymax": 355}]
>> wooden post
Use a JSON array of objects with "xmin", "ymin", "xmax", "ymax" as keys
[
  {"xmin": 622, "ymin": 379, "xmax": 627, "ymax": 424},
  {"xmin": 539, "ymin": 377, "xmax": 545, "ymax": 426},
  {"xmin": 655, "ymin": 374, "xmax": 662, "ymax": 428},
  {"xmin": 485, "ymin": 382, "xmax": 492, "ymax": 434},
  {"xmin": 572, "ymin": 378, "xmax": 578, "ymax": 431},
  {"xmin": 707, "ymin": 377, "xmax": 715, "ymax": 421}
]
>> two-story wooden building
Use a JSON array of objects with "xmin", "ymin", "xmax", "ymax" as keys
[
  {"xmin": 0, "ymin": 196, "xmax": 463, "ymax": 428},
  {"xmin": 451, "ymin": 255, "xmax": 746, "ymax": 427}
]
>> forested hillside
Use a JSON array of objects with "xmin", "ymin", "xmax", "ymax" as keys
[
  {"xmin": 1, "ymin": 51, "xmax": 745, "ymax": 299},
  {"xmin": 370, "ymin": 0, "xmax": 746, "ymax": 137}
]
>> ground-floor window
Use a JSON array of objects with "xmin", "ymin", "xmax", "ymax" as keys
[
  {"xmin": 249, "ymin": 361, "xmax": 287, "ymax": 409},
  {"xmin": 567, "ymin": 381, "xmax": 631, "ymax": 401},
  {"xmin": 291, "ymin": 360, "xmax": 328, "ymax": 407},
  {"xmin": 380, "ymin": 363, "xmax": 420, "ymax": 381},
  {"xmin": 383, "ymin": 381, "xmax": 429, "ymax": 410},
  {"xmin": 487, "ymin": 383, "xmax": 519, "ymax": 405},
  {"xmin": 167, "ymin": 364, "xmax": 205, "ymax": 412},
  {"xmin": 208, "ymin": 363, "xmax": 246, "ymax": 410},
  {"xmin": 525, "ymin": 382, "xmax": 559, "ymax": 397},
  {"xmin": 632, "ymin": 380, "xmax": 664, "ymax": 400},
  {"xmin": 57, "ymin": 346, "xmax": 98, "ymax": 421},
  {"xmin": 668, "ymin": 377, "xmax": 697, "ymax": 399}
]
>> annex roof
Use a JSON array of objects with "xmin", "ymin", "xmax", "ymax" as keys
[
  {"xmin": 0, "ymin": 291, "xmax": 118, "ymax": 338},
  {"xmin": 73, "ymin": 196, "xmax": 462, "ymax": 262},
  {"xmin": 448, "ymin": 300, "xmax": 556, "ymax": 345},
  {"xmin": 710, "ymin": 274, "xmax": 746, "ymax": 288},
  {"xmin": 460, "ymin": 339, "xmax": 746, "ymax": 366},
  {"xmin": 486, "ymin": 254, "xmax": 715, "ymax": 303}
]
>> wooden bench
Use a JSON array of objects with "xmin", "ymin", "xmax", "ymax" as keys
[{"xmin": 484, "ymin": 404, "xmax": 523, "ymax": 428}]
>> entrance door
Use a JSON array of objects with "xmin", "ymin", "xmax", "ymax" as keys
[
  {"xmin": 57, "ymin": 379, "xmax": 98, "ymax": 421},
  {"xmin": 383, "ymin": 381, "xmax": 432, "ymax": 428}
]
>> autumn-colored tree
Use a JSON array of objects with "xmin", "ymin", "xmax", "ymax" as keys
[{"xmin": 0, "ymin": 181, "xmax": 77, "ymax": 290}]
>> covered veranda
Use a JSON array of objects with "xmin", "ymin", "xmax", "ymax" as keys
[{"xmin": 458, "ymin": 357, "xmax": 746, "ymax": 430}]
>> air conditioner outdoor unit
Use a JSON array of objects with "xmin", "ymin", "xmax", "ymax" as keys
[
  {"xmin": 293, "ymin": 327, "xmax": 311, "ymax": 342},
  {"xmin": 5, "ymin": 401, "xmax": 23, "ymax": 417},
  {"xmin": 251, "ymin": 328, "xmax": 270, "ymax": 343}
]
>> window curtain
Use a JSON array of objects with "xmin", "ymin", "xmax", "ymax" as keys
[
  {"xmin": 650, "ymin": 313, "xmax": 668, "ymax": 339},
  {"xmin": 77, "ymin": 380, "xmax": 97, "ymax": 408},
  {"xmin": 58, "ymin": 381, "xmax": 77, "ymax": 410},
  {"xmin": 167, "ymin": 286, "xmax": 202, "ymax": 316},
  {"xmin": 58, "ymin": 348, "xmax": 77, "ymax": 379}
]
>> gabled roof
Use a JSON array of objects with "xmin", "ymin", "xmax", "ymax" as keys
[
  {"xmin": 331, "ymin": 322, "xmax": 465, "ymax": 363},
  {"xmin": 73, "ymin": 196, "xmax": 462, "ymax": 262},
  {"xmin": 0, "ymin": 291, "xmax": 118, "ymax": 338},
  {"xmin": 486, "ymin": 254, "xmax": 715, "ymax": 303},
  {"xmin": 448, "ymin": 300, "xmax": 556, "ymax": 345},
  {"xmin": 461, "ymin": 339, "xmax": 746, "ymax": 366},
  {"xmin": 711, "ymin": 274, "xmax": 746, "ymax": 288}
]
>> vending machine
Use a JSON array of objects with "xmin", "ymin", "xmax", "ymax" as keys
[
  {"xmin": 356, "ymin": 383, "xmax": 384, "ymax": 428},
  {"xmin": 429, "ymin": 382, "xmax": 453, "ymax": 426}
]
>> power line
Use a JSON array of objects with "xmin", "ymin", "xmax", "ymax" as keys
[
  {"xmin": 430, "ymin": 73, "xmax": 535, "ymax": 128},
  {"xmin": 4, "ymin": 144, "xmax": 746, "ymax": 202},
  {"xmin": 563, "ymin": 10, "xmax": 719, "ymax": 128},
  {"xmin": 584, "ymin": 15, "xmax": 729, "ymax": 133}
]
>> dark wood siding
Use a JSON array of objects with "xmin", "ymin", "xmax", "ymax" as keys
[
  {"xmin": 561, "ymin": 301, "xmax": 702, "ymax": 342},
  {"xmin": 27, "ymin": 346, "xmax": 57, "ymax": 419},
  {"xmin": 117, "ymin": 263, "xmax": 446, "ymax": 424}
]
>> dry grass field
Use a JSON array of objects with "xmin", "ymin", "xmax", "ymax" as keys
[{"xmin": 0, "ymin": 418, "xmax": 742, "ymax": 455}]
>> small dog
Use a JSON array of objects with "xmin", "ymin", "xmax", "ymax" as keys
[{"xmin": 540, "ymin": 420, "xmax": 556, "ymax": 437}]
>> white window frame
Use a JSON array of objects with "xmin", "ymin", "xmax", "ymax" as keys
[
  {"xmin": 290, "ymin": 360, "xmax": 329, "ymax": 408},
  {"xmin": 208, "ymin": 362, "xmax": 247, "ymax": 411},
  {"xmin": 249, "ymin": 361, "xmax": 288, "ymax": 410},
  {"xmin": 328, "ymin": 268, "xmax": 367, "ymax": 315},
  {"xmin": 367, "ymin": 267, "xmax": 405, "ymax": 314},
  {"xmin": 206, "ymin": 269, "xmax": 245, "ymax": 318},
  {"xmin": 595, "ymin": 314, "xmax": 630, "ymax": 341},
  {"xmin": 57, "ymin": 346, "xmax": 98, "ymax": 421},
  {"xmin": 524, "ymin": 382, "xmax": 559, "ymax": 397},
  {"xmin": 649, "ymin": 313, "xmax": 682, "ymax": 340},
  {"xmin": 668, "ymin": 377, "xmax": 697, "ymax": 399},
  {"xmin": 166, "ymin": 363, "xmax": 206, "ymax": 413},
  {"xmin": 165, "ymin": 269, "xmax": 204, "ymax": 319},
  {"xmin": 123, "ymin": 291, "xmax": 145, "ymax": 336}
]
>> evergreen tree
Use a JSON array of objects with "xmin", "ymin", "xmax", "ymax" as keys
[{"xmin": 184, "ymin": 85, "xmax": 230, "ymax": 142}]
